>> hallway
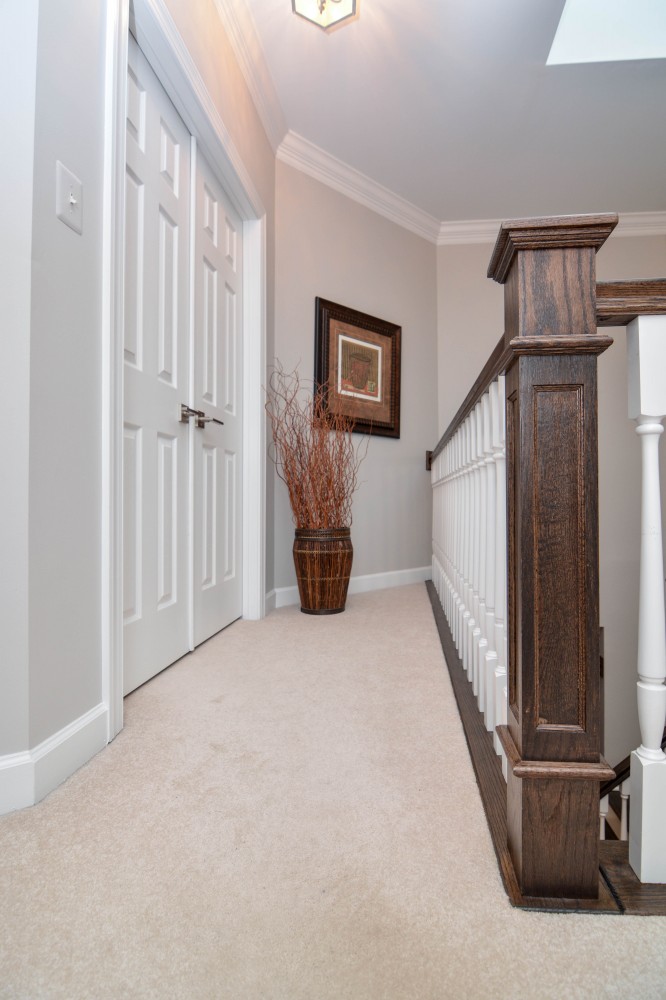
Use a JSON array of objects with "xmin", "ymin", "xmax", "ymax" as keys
[{"xmin": 1, "ymin": 585, "xmax": 664, "ymax": 999}]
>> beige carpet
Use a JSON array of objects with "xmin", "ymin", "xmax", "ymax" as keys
[{"xmin": 1, "ymin": 585, "xmax": 665, "ymax": 1000}]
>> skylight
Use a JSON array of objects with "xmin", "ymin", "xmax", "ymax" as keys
[{"xmin": 547, "ymin": 0, "xmax": 666, "ymax": 65}]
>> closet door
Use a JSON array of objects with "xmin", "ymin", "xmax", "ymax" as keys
[
  {"xmin": 191, "ymin": 150, "xmax": 244, "ymax": 645},
  {"xmin": 123, "ymin": 36, "xmax": 191, "ymax": 693}
]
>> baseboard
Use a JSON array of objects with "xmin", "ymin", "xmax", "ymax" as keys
[
  {"xmin": 0, "ymin": 702, "xmax": 108, "ymax": 815},
  {"xmin": 273, "ymin": 565, "xmax": 432, "ymax": 609}
]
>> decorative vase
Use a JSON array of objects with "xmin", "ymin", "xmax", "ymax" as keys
[{"xmin": 292, "ymin": 527, "xmax": 353, "ymax": 615}]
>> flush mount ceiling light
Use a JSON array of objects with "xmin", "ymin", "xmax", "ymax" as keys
[{"xmin": 292, "ymin": 0, "xmax": 357, "ymax": 31}]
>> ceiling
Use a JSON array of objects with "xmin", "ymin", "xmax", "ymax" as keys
[{"xmin": 224, "ymin": 0, "xmax": 666, "ymax": 230}]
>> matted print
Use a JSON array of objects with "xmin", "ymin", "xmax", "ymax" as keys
[{"xmin": 314, "ymin": 298, "xmax": 401, "ymax": 438}]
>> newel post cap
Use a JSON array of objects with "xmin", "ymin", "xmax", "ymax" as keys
[{"xmin": 487, "ymin": 213, "xmax": 618, "ymax": 284}]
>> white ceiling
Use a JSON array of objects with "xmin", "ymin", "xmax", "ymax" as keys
[{"xmin": 225, "ymin": 0, "xmax": 666, "ymax": 228}]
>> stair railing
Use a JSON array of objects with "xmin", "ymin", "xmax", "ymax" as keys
[
  {"xmin": 432, "ymin": 214, "xmax": 620, "ymax": 900},
  {"xmin": 596, "ymin": 283, "xmax": 666, "ymax": 879},
  {"xmin": 432, "ymin": 373, "xmax": 508, "ymax": 761}
]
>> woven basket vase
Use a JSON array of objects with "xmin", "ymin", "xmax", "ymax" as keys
[{"xmin": 292, "ymin": 527, "xmax": 353, "ymax": 615}]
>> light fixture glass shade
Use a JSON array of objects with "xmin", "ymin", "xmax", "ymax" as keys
[{"xmin": 292, "ymin": 0, "xmax": 357, "ymax": 31}]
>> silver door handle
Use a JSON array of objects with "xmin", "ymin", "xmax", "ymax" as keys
[
  {"xmin": 196, "ymin": 413, "xmax": 224, "ymax": 429},
  {"xmin": 180, "ymin": 403, "xmax": 200, "ymax": 423}
]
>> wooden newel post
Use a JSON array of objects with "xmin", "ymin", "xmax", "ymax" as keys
[{"xmin": 488, "ymin": 216, "xmax": 617, "ymax": 898}]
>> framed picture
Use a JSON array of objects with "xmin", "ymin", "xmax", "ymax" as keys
[{"xmin": 314, "ymin": 298, "xmax": 401, "ymax": 438}]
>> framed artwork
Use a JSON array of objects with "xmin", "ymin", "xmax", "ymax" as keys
[{"xmin": 314, "ymin": 298, "xmax": 401, "ymax": 438}]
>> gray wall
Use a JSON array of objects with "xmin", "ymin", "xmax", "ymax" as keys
[
  {"xmin": 273, "ymin": 162, "xmax": 438, "ymax": 592},
  {"xmin": 0, "ymin": 0, "xmax": 39, "ymax": 755},
  {"xmin": 1, "ymin": 0, "xmax": 276, "ymax": 769},
  {"xmin": 0, "ymin": 0, "xmax": 107, "ymax": 755},
  {"xmin": 436, "ymin": 233, "xmax": 666, "ymax": 766}
]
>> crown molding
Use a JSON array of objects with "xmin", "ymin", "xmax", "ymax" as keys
[
  {"xmin": 437, "ymin": 218, "xmax": 503, "ymax": 246},
  {"xmin": 614, "ymin": 211, "xmax": 666, "ymax": 238},
  {"xmin": 277, "ymin": 131, "xmax": 442, "ymax": 243},
  {"xmin": 437, "ymin": 211, "xmax": 666, "ymax": 246},
  {"xmin": 212, "ymin": 0, "xmax": 287, "ymax": 153}
]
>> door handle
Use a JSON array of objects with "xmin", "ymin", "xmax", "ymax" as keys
[
  {"xmin": 180, "ymin": 403, "xmax": 201, "ymax": 423},
  {"xmin": 196, "ymin": 413, "xmax": 224, "ymax": 429},
  {"xmin": 180, "ymin": 404, "xmax": 224, "ymax": 429}
]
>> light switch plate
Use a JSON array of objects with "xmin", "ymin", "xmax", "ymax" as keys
[{"xmin": 55, "ymin": 160, "xmax": 83, "ymax": 234}]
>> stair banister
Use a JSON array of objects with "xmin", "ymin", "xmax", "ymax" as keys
[
  {"xmin": 490, "ymin": 214, "xmax": 617, "ymax": 898},
  {"xmin": 430, "ymin": 217, "xmax": 666, "ymax": 908},
  {"xmin": 626, "ymin": 313, "xmax": 666, "ymax": 883}
]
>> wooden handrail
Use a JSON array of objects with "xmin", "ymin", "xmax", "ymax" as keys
[
  {"xmin": 431, "ymin": 277, "xmax": 666, "ymax": 462},
  {"xmin": 596, "ymin": 279, "xmax": 666, "ymax": 327},
  {"xmin": 431, "ymin": 333, "xmax": 507, "ymax": 460}
]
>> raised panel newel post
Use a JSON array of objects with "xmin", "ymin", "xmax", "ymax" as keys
[
  {"xmin": 489, "ymin": 215, "xmax": 616, "ymax": 898},
  {"xmin": 626, "ymin": 314, "xmax": 666, "ymax": 884}
]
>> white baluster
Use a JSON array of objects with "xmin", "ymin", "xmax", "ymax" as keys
[
  {"xmin": 456, "ymin": 424, "xmax": 465, "ymax": 652},
  {"xmin": 493, "ymin": 375, "xmax": 508, "ymax": 759},
  {"xmin": 463, "ymin": 410, "xmax": 478, "ymax": 681},
  {"xmin": 483, "ymin": 380, "xmax": 498, "ymax": 732},
  {"xmin": 473, "ymin": 399, "xmax": 487, "ymax": 708},
  {"xmin": 454, "ymin": 430, "xmax": 464, "ymax": 647},
  {"xmin": 600, "ymin": 794, "xmax": 609, "ymax": 840},
  {"xmin": 626, "ymin": 315, "xmax": 666, "ymax": 883},
  {"xmin": 620, "ymin": 778, "xmax": 630, "ymax": 842},
  {"xmin": 471, "ymin": 404, "xmax": 483, "ymax": 693},
  {"xmin": 460, "ymin": 417, "xmax": 472, "ymax": 669}
]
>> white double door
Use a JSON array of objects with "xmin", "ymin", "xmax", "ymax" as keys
[{"xmin": 123, "ymin": 36, "xmax": 243, "ymax": 695}]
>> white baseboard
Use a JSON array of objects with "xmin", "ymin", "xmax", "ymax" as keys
[
  {"xmin": 272, "ymin": 565, "xmax": 432, "ymax": 610},
  {"xmin": 0, "ymin": 702, "xmax": 108, "ymax": 816}
]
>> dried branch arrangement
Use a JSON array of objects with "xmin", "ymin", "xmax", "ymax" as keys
[{"xmin": 266, "ymin": 365, "xmax": 367, "ymax": 529}]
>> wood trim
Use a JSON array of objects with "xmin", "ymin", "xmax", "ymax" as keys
[
  {"xmin": 596, "ymin": 279, "xmax": 666, "ymax": 327},
  {"xmin": 488, "ymin": 214, "xmax": 618, "ymax": 285},
  {"xmin": 498, "ymin": 726, "xmax": 614, "ymax": 781},
  {"xmin": 426, "ymin": 582, "xmax": 619, "ymax": 912},
  {"xmin": 599, "ymin": 841, "xmax": 666, "ymax": 916},
  {"xmin": 430, "ymin": 333, "xmax": 614, "ymax": 462}
]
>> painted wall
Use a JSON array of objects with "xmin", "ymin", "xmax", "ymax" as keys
[
  {"xmin": 436, "ymin": 232, "xmax": 666, "ymax": 766},
  {"xmin": 0, "ymin": 0, "xmax": 108, "ymax": 760},
  {"xmin": 274, "ymin": 162, "xmax": 438, "ymax": 592},
  {"xmin": 1, "ymin": 0, "xmax": 276, "ymax": 806},
  {"xmin": 0, "ymin": 0, "xmax": 39, "ymax": 755},
  {"xmin": 26, "ymin": 0, "xmax": 108, "ymax": 746}
]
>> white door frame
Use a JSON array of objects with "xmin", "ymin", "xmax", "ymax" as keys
[{"xmin": 102, "ymin": 0, "xmax": 266, "ymax": 739}]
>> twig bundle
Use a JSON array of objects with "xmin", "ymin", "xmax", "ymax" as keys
[{"xmin": 266, "ymin": 365, "xmax": 367, "ymax": 529}]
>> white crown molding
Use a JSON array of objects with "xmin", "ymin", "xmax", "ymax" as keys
[
  {"xmin": 437, "ymin": 211, "xmax": 666, "ymax": 246},
  {"xmin": 277, "ymin": 131, "xmax": 442, "ymax": 243},
  {"xmin": 614, "ymin": 211, "xmax": 666, "ymax": 238},
  {"xmin": 212, "ymin": 0, "xmax": 287, "ymax": 153},
  {"xmin": 437, "ymin": 218, "xmax": 503, "ymax": 246},
  {"xmin": 277, "ymin": 135, "xmax": 666, "ymax": 246}
]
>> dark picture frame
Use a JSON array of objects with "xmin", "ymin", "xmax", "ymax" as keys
[{"xmin": 314, "ymin": 298, "xmax": 401, "ymax": 438}]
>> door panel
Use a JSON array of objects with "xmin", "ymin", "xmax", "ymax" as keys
[
  {"xmin": 123, "ymin": 36, "xmax": 191, "ymax": 694},
  {"xmin": 192, "ymin": 152, "xmax": 243, "ymax": 645}
]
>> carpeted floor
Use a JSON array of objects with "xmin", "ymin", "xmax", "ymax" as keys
[{"xmin": 1, "ymin": 584, "xmax": 665, "ymax": 999}]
